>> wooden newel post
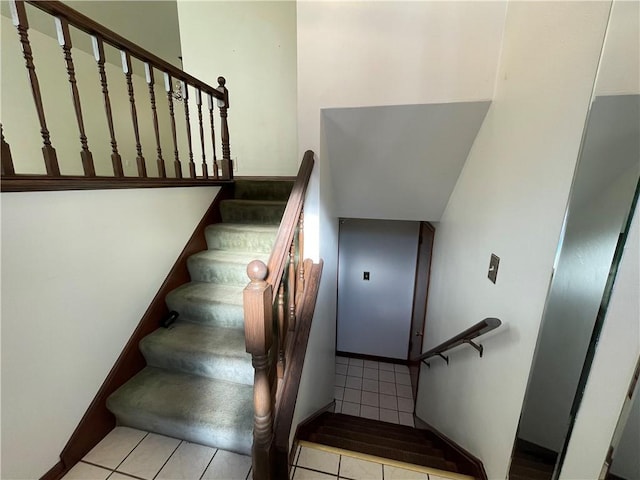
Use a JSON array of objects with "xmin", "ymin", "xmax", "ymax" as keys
[
  {"xmin": 244, "ymin": 260, "xmax": 274, "ymax": 480},
  {"xmin": 217, "ymin": 76, "xmax": 233, "ymax": 180}
]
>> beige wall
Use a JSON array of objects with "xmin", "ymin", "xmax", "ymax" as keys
[
  {"xmin": 176, "ymin": 0, "xmax": 298, "ymax": 177},
  {"xmin": 0, "ymin": 186, "xmax": 220, "ymax": 479}
]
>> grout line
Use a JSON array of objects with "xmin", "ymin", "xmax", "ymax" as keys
[
  {"xmin": 75, "ymin": 461, "xmax": 113, "ymax": 476},
  {"xmin": 114, "ymin": 431, "xmax": 149, "ymax": 471},
  {"xmin": 151, "ymin": 440, "xmax": 183, "ymax": 480},
  {"xmin": 199, "ymin": 448, "xmax": 219, "ymax": 480}
]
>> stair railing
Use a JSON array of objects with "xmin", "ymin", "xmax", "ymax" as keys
[
  {"xmin": 416, "ymin": 317, "xmax": 502, "ymax": 367},
  {"xmin": 243, "ymin": 151, "xmax": 315, "ymax": 480},
  {"xmin": 2, "ymin": 0, "xmax": 233, "ymax": 192}
]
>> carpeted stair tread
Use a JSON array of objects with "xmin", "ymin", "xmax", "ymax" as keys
[
  {"xmin": 140, "ymin": 323, "xmax": 252, "ymax": 385},
  {"xmin": 220, "ymin": 199, "xmax": 287, "ymax": 225},
  {"xmin": 165, "ymin": 282, "xmax": 244, "ymax": 328},
  {"xmin": 234, "ymin": 180, "xmax": 294, "ymax": 201},
  {"xmin": 187, "ymin": 250, "xmax": 270, "ymax": 285},
  {"xmin": 107, "ymin": 367, "xmax": 253, "ymax": 455},
  {"xmin": 309, "ymin": 432, "xmax": 458, "ymax": 472},
  {"xmin": 205, "ymin": 224, "xmax": 279, "ymax": 254}
]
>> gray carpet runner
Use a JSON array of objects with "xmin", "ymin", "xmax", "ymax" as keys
[{"xmin": 107, "ymin": 180, "xmax": 293, "ymax": 455}]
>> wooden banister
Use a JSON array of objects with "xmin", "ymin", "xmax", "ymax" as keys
[
  {"xmin": 417, "ymin": 317, "xmax": 502, "ymax": 366},
  {"xmin": 243, "ymin": 152, "xmax": 315, "ymax": 480}
]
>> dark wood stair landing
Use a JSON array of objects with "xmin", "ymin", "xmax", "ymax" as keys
[{"xmin": 298, "ymin": 412, "xmax": 483, "ymax": 479}]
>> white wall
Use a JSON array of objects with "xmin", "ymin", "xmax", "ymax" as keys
[
  {"xmin": 610, "ymin": 380, "xmax": 640, "ymax": 480},
  {"xmin": 176, "ymin": 1, "xmax": 298, "ymax": 177},
  {"xmin": 337, "ymin": 219, "xmax": 419, "ymax": 359},
  {"xmin": 0, "ymin": 186, "xmax": 220, "ymax": 479},
  {"xmin": 414, "ymin": 2, "xmax": 610, "ymax": 479},
  {"xmin": 559, "ymin": 206, "xmax": 639, "ymax": 480}
]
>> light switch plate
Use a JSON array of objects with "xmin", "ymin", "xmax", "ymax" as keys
[
  {"xmin": 363, "ymin": 271, "xmax": 370, "ymax": 281},
  {"xmin": 488, "ymin": 254, "xmax": 500, "ymax": 284}
]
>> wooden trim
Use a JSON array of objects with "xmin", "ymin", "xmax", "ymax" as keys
[
  {"xmin": 39, "ymin": 461, "xmax": 65, "ymax": 480},
  {"xmin": 59, "ymin": 185, "xmax": 234, "ymax": 468},
  {"xmin": 414, "ymin": 416, "xmax": 488, "ymax": 480},
  {"xmin": 273, "ymin": 261, "xmax": 324, "ymax": 479},
  {"xmin": 26, "ymin": 1, "xmax": 224, "ymax": 101},
  {"xmin": 1, "ymin": 175, "xmax": 231, "ymax": 192},
  {"xmin": 266, "ymin": 151, "xmax": 315, "ymax": 301},
  {"xmin": 235, "ymin": 176, "xmax": 297, "ymax": 182},
  {"xmin": 336, "ymin": 351, "xmax": 409, "ymax": 366}
]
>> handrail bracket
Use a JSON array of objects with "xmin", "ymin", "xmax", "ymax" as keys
[{"xmin": 464, "ymin": 339, "xmax": 484, "ymax": 357}]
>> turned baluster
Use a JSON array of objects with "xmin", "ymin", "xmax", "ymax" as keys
[
  {"xmin": 297, "ymin": 210, "xmax": 305, "ymax": 302},
  {"xmin": 164, "ymin": 73, "xmax": 181, "ymax": 178},
  {"xmin": 288, "ymin": 242, "xmax": 296, "ymax": 332},
  {"xmin": 121, "ymin": 51, "xmax": 146, "ymax": 177},
  {"xmin": 196, "ymin": 89, "xmax": 208, "ymax": 179},
  {"xmin": 145, "ymin": 63, "xmax": 165, "ymax": 178},
  {"xmin": 55, "ymin": 17, "xmax": 94, "ymax": 176},
  {"xmin": 10, "ymin": 0, "xmax": 59, "ymax": 176},
  {"xmin": 217, "ymin": 77, "xmax": 232, "ymax": 179},
  {"xmin": 1, "ymin": 124, "xmax": 15, "ymax": 176},
  {"xmin": 244, "ymin": 260, "xmax": 274, "ymax": 480},
  {"xmin": 207, "ymin": 94, "xmax": 219, "ymax": 179},
  {"xmin": 277, "ymin": 283, "xmax": 286, "ymax": 379},
  {"xmin": 91, "ymin": 35, "xmax": 123, "ymax": 177},
  {"xmin": 181, "ymin": 81, "xmax": 196, "ymax": 178}
]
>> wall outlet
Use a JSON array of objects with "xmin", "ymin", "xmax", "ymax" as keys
[
  {"xmin": 363, "ymin": 271, "xmax": 370, "ymax": 281},
  {"xmin": 488, "ymin": 254, "xmax": 500, "ymax": 284}
]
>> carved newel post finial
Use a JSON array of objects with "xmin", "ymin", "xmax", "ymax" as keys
[{"xmin": 247, "ymin": 259, "xmax": 268, "ymax": 284}]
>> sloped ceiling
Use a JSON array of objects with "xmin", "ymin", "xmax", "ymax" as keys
[{"xmin": 323, "ymin": 101, "xmax": 490, "ymax": 222}]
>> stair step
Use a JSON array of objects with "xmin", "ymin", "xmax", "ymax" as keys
[
  {"xmin": 140, "ymin": 323, "xmax": 253, "ymax": 385},
  {"xmin": 315, "ymin": 425, "xmax": 443, "ymax": 458},
  {"xmin": 234, "ymin": 180, "xmax": 294, "ymax": 201},
  {"xmin": 205, "ymin": 224, "xmax": 279, "ymax": 254},
  {"xmin": 107, "ymin": 367, "xmax": 253, "ymax": 455},
  {"xmin": 187, "ymin": 250, "xmax": 269, "ymax": 285},
  {"xmin": 220, "ymin": 199, "xmax": 287, "ymax": 225},
  {"xmin": 165, "ymin": 282, "xmax": 244, "ymax": 328},
  {"xmin": 322, "ymin": 413, "xmax": 433, "ymax": 441},
  {"xmin": 320, "ymin": 417, "xmax": 432, "ymax": 445},
  {"xmin": 309, "ymin": 432, "xmax": 458, "ymax": 472},
  {"xmin": 510, "ymin": 463, "xmax": 554, "ymax": 479}
]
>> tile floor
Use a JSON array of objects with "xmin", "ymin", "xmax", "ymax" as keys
[
  {"xmin": 291, "ymin": 443, "xmax": 461, "ymax": 480},
  {"xmin": 334, "ymin": 356, "xmax": 415, "ymax": 427},
  {"xmin": 62, "ymin": 426, "xmax": 251, "ymax": 480}
]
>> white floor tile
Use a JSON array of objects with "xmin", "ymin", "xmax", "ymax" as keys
[
  {"xmin": 394, "ymin": 364, "xmax": 410, "ymax": 374},
  {"xmin": 297, "ymin": 446, "xmax": 340, "ymax": 475},
  {"xmin": 339, "ymin": 455, "xmax": 383, "ymax": 480},
  {"xmin": 361, "ymin": 390, "xmax": 379, "ymax": 407},
  {"xmin": 83, "ymin": 427, "xmax": 147, "ymax": 469},
  {"xmin": 201, "ymin": 450, "xmax": 252, "ymax": 480},
  {"xmin": 378, "ymin": 362, "xmax": 395, "ymax": 371},
  {"xmin": 379, "ymin": 408, "xmax": 399, "ymax": 424},
  {"xmin": 118, "ymin": 433, "xmax": 180, "ymax": 479},
  {"xmin": 341, "ymin": 401, "xmax": 360, "ymax": 416},
  {"xmin": 396, "ymin": 384, "xmax": 413, "ymax": 399},
  {"xmin": 395, "ymin": 373, "xmax": 412, "ymax": 386},
  {"xmin": 335, "ymin": 386, "xmax": 345, "ymax": 400},
  {"xmin": 398, "ymin": 412, "xmax": 415, "ymax": 427},
  {"xmin": 336, "ymin": 363, "xmax": 348, "ymax": 375},
  {"xmin": 360, "ymin": 405, "xmax": 379, "ymax": 420},
  {"xmin": 363, "ymin": 360, "xmax": 379, "ymax": 369},
  {"xmin": 345, "ymin": 376, "xmax": 363, "ymax": 390},
  {"xmin": 363, "ymin": 368, "xmax": 378, "ymax": 380},
  {"xmin": 379, "ymin": 394, "xmax": 398, "ymax": 410},
  {"xmin": 336, "ymin": 356, "xmax": 349, "ymax": 365},
  {"xmin": 398, "ymin": 396, "xmax": 414, "ymax": 413},
  {"xmin": 362, "ymin": 378, "xmax": 379, "ymax": 393},
  {"xmin": 335, "ymin": 374, "xmax": 346, "ymax": 387},
  {"xmin": 348, "ymin": 358, "xmax": 364, "ymax": 367},
  {"xmin": 347, "ymin": 365, "xmax": 363, "ymax": 377},
  {"xmin": 108, "ymin": 473, "xmax": 139, "ymax": 480},
  {"xmin": 379, "ymin": 381, "xmax": 397, "ymax": 396},
  {"xmin": 293, "ymin": 467, "xmax": 336, "ymax": 479},
  {"xmin": 383, "ymin": 465, "xmax": 428, "ymax": 479},
  {"xmin": 155, "ymin": 442, "xmax": 216, "ymax": 480},
  {"xmin": 379, "ymin": 370, "xmax": 395, "ymax": 383},
  {"xmin": 427, "ymin": 475, "xmax": 452, "ymax": 480},
  {"xmin": 343, "ymin": 387, "xmax": 361, "ymax": 404},
  {"xmin": 62, "ymin": 462, "xmax": 111, "ymax": 480}
]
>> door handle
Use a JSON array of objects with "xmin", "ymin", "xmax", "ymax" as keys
[{"xmin": 416, "ymin": 331, "xmax": 423, "ymax": 337}]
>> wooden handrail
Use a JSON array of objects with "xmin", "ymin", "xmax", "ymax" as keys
[
  {"xmin": 266, "ymin": 151, "xmax": 315, "ymax": 302},
  {"xmin": 26, "ymin": 1, "xmax": 224, "ymax": 101},
  {"xmin": 417, "ymin": 317, "xmax": 502, "ymax": 366}
]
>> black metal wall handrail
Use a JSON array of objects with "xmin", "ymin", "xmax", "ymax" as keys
[{"xmin": 417, "ymin": 317, "xmax": 501, "ymax": 367}]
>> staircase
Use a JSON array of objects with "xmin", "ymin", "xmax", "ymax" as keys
[
  {"xmin": 298, "ymin": 412, "xmax": 484, "ymax": 478},
  {"xmin": 106, "ymin": 180, "xmax": 293, "ymax": 455}
]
